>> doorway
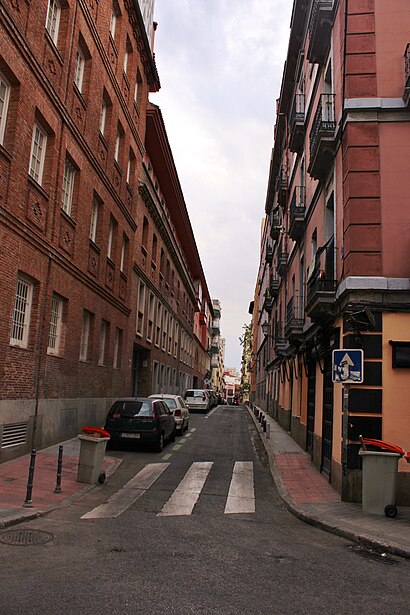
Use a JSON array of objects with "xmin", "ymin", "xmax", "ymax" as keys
[{"xmin": 131, "ymin": 345, "xmax": 150, "ymax": 397}]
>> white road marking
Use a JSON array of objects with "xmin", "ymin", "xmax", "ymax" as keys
[
  {"xmin": 224, "ymin": 461, "xmax": 255, "ymax": 514},
  {"xmin": 81, "ymin": 463, "xmax": 169, "ymax": 519},
  {"xmin": 157, "ymin": 462, "xmax": 213, "ymax": 516},
  {"xmin": 205, "ymin": 408, "xmax": 218, "ymax": 418}
]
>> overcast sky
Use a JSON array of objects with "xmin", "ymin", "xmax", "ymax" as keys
[{"xmin": 150, "ymin": 0, "xmax": 293, "ymax": 370}]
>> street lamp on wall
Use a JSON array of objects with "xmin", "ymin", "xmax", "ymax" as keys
[{"xmin": 261, "ymin": 321, "xmax": 271, "ymax": 338}]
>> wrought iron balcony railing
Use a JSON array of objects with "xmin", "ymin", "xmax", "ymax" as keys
[
  {"xmin": 276, "ymin": 240, "xmax": 287, "ymax": 277},
  {"xmin": 308, "ymin": 93, "xmax": 336, "ymax": 180},
  {"xmin": 285, "ymin": 295, "xmax": 305, "ymax": 340},
  {"xmin": 273, "ymin": 321, "xmax": 288, "ymax": 355},
  {"xmin": 305, "ymin": 244, "xmax": 338, "ymax": 322},
  {"xmin": 289, "ymin": 93, "xmax": 305, "ymax": 153},
  {"xmin": 277, "ymin": 167, "xmax": 288, "ymax": 208},
  {"xmin": 307, "ymin": 0, "xmax": 335, "ymax": 64},
  {"xmin": 266, "ymin": 242, "xmax": 273, "ymax": 264},
  {"xmin": 404, "ymin": 43, "xmax": 410, "ymax": 106},
  {"xmin": 270, "ymin": 209, "xmax": 282, "ymax": 241},
  {"xmin": 289, "ymin": 186, "xmax": 306, "ymax": 242}
]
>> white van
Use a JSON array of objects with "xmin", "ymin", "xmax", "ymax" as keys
[{"xmin": 183, "ymin": 389, "xmax": 211, "ymax": 413}]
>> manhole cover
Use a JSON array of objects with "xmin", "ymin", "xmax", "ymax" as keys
[{"xmin": 0, "ymin": 529, "xmax": 54, "ymax": 546}]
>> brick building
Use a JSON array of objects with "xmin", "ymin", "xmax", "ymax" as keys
[
  {"xmin": 251, "ymin": 0, "xmax": 410, "ymax": 503},
  {"xmin": 0, "ymin": 0, "xmax": 212, "ymax": 461}
]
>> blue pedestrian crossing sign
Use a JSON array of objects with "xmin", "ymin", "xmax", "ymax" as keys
[{"xmin": 332, "ymin": 349, "xmax": 364, "ymax": 384}]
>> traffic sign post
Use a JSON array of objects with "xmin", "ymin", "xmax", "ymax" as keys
[{"xmin": 332, "ymin": 349, "xmax": 364, "ymax": 384}]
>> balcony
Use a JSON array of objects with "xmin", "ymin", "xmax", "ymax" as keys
[
  {"xmin": 210, "ymin": 344, "xmax": 219, "ymax": 354},
  {"xmin": 404, "ymin": 43, "xmax": 410, "ymax": 106},
  {"xmin": 289, "ymin": 93, "xmax": 305, "ymax": 153},
  {"xmin": 211, "ymin": 326, "xmax": 220, "ymax": 336},
  {"xmin": 276, "ymin": 167, "xmax": 287, "ymax": 208},
  {"xmin": 273, "ymin": 322, "xmax": 288, "ymax": 356},
  {"xmin": 265, "ymin": 242, "xmax": 273, "ymax": 264},
  {"xmin": 285, "ymin": 295, "xmax": 304, "ymax": 342},
  {"xmin": 308, "ymin": 93, "xmax": 336, "ymax": 180},
  {"xmin": 263, "ymin": 289, "xmax": 274, "ymax": 314},
  {"xmin": 305, "ymin": 245, "xmax": 338, "ymax": 322},
  {"xmin": 269, "ymin": 275, "xmax": 280, "ymax": 299},
  {"xmin": 288, "ymin": 186, "xmax": 305, "ymax": 241},
  {"xmin": 307, "ymin": 0, "xmax": 335, "ymax": 65},
  {"xmin": 270, "ymin": 209, "xmax": 282, "ymax": 242},
  {"xmin": 276, "ymin": 242, "xmax": 287, "ymax": 277}
]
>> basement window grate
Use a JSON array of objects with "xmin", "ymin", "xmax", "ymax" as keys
[{"xmin": 1, "ymin": 422, "xmax": 28, "ymax": 448}]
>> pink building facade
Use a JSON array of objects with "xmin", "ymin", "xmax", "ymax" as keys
[{"xmin": 252, "ymin": 0, "xmax": 410, "ymax": 503}]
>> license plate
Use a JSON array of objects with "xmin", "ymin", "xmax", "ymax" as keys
[{"xmin": 121, "ymin": 432, "xmax": 140, "ymax": 439}]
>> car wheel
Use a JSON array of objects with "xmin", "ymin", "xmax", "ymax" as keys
[{"xmin": 156, "ymin": 433, "xmax": 164, "ymax": 452}]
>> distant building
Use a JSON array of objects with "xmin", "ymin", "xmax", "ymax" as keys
[{"xmin": 210, "ymin": 300, "xmax": 225, "ymax": 396}]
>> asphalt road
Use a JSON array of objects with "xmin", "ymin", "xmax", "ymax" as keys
[{"xmin": 0, "ymin": 406, "xmax": 409, "ymax": 615}]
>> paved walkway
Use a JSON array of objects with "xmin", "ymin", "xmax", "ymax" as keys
[{"xmin": 0, "ymin": 412, "xmax": 409, "ymax": 559}]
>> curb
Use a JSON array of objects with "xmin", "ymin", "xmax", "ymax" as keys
[
  {"xmin": 246, "ymin": 406, "xmax": 410, "ymax": 560},
  {"xmin": 0, "ymin": 456, "xmax": 123, "ymax": 530}
]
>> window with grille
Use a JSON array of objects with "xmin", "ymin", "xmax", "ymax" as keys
[
  {"xmin": 74, "ymin": 49, "xmax": 85, "ymax": 92},
  {"xmin": 90, "ymin": 198, "xmax": 99, "ymax": 242},
  {"xmin": 61, "ymin": 158, "xmax": 75, "ymax": 215},
  {"xmin": 136, "ymin": 280, "xmax": 146, "ymax": 336},
  {"xmin": 29, "ymin": 122, "xmax": 47, "ymax": 185},
  {"xmin": 46, "ymin": 0, "xmax": 61, "ymax": 45},
  {"xmin": 98, "ymin": 320, "xmax": 108, "ymax": 366},
  {"xmin": 147, "ymin": 292, "xmax": 155, "ymax": 341},
  {"xmin": 79, "ymin": 310, "xmax": 91, "ymax": 361},
  {"xmin": 10, "ymin": 276, "xmax": 33, "ymax": 347},
  {"xmin": 0, "ymin": 72, "xmax": 10, "ymax": 145},
  {"xmin": 113, "ymin": 327, "xmax": 122, "ymax": 368},
  {"xmin": 48, "ymin": 294, "xmax": 63, "ymax": 354}
]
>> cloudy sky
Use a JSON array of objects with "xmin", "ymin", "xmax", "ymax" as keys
[{"xmin": 150, "ymin": 0, "xmax": 293, "ymax": 369}]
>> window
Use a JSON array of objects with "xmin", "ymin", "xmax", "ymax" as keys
[
  {"xmin": 79, "ymin": 310, "xmax": 92, "ymax": 361},
  {"xmin": 109, "ymin": 10, "xmax": 117, "ymax": 40},
  {"xmin": 123, "ymin": 39, "xmax": 132, "ymax": 76},
  {"xmin": 90, "ymin": 198, "xmax": 99, "ymax": 243},
  {"xmin": 29, "ymin": 122, "xmax": 47, "ymax": 185},
  {"xmin": 10, "ymin": 276, "xmax": 33, "ymax": 348},
  {"xmin": 48, "ymin": 294, "xmax": 63, "ymax": 355},
  {"xmin": 134, "ymin": 70, "xmax": 142, "ymax": 107},
  {"xmin": 98, "ymin": 320, "xmax": 109, "ymax": 366},
  {"xmin": 107, "ymin": 217, "xmax": 117, "ymax": 260},
  {"xmin": 99, "ymin": 99, "xmax": 107, "ymax": 136},
  {"xmin": 61, "ymin": 158, "xmax": 75, "ymax": 215},
  {"xmin": 120, "ymin": 234, "xmax": 127, "ymax": 272},
  {"xmin": 126, "ymin": 148, "xmax": 135, "ymax": 185},
  {"xmin": 136, "ymin": 280, "xmax": 146, "ymax": 336},
  {"xmin": 155, "ymin": 301, "xmax": 161, "ymax": 346},
  {"xmin": 0, "ymin": 72, "xmax": 10, "ymax": 146},
  {"xmin": 114, "ymin": 127, "xmax": 120, "ymax": 163},
  {"xmin": 147, "ymin": 292, "xmax": 155, "ymax": 342},
  {"xmin": 142, "ymin": 216, "xmax": 149, "ymax": 250},
  {"xmin": 74, "ymin": 49, "xmax": 85, "ymax": 93},
  {"xmin": 152, "ymin": 234, "xmax": 157, "ymax": 264},
  {"xmin": 46, "ymin": 0, "xmax": 61, "ymax": 45},
  {"xmin": 113, "ymin": 327, "xmax": 122, "ymax": 368}
]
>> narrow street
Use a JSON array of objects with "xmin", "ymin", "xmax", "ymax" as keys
[{"xmin": 0, "ymin": 407, "xmax": 408, "ymax": 615}]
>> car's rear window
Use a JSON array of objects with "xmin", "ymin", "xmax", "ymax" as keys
[
  {"xmin": 110, "ymin": 401, "xmax": 152, "ymax": 417},
  {"xmin": 185, "ymin": 390, "xmax": 204, "ymax": 399},
  {"xmin": 152, "ymin": 398, "xmax": 177, "ymax": 409}
]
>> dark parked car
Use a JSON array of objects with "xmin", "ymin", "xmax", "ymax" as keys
[{"xmin": 104, "ymin": 397, "xmax": 176, "ymax": 452}]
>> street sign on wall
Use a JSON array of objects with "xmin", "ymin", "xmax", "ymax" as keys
[{"xmin": 332, "ymin": 349, "xmax": 364, "ymax": 384}]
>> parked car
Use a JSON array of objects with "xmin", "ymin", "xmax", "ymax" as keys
[
  {"xmin": 183, "ymin": 389, "xmax": 211, "ymax": 413},
  {"xmin": 104, "ymin": 397, "xmax": 176, "ymax": 452},
  {"xmin": 149, "ymin": 394, "xmax": 190, "ymax": 435}
]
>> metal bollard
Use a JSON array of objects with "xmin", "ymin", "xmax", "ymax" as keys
[
  {"xmin": 263, "ymin": 418, "xmax": 266, "ymax": 432},
  {"xmin": 258, "ymin": 412, "xmax": 262, "ymax": 423},
  {"xmin": 266, "ymin": 423, "xmax": 270, "ymax": 439},
  {"xmin": 23, "ymin": 449, "xmax": 37, "ymax": 508},
  {"xmin": 54, "ymin": 445, "xmax": 64, "ymax": 494}
]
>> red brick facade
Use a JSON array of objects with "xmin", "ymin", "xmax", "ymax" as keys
[{"xmin": 0, "ymin": 0, "xmax": 211, "ymax": 461}]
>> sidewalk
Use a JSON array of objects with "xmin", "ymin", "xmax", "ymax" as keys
[
  {"xmin": 247, "ymin": 405, "xmax": 410, "ymax": 560},
  {"xmin": 0, "ymin": 437, "xmax": 122, "ymax": 529},
  {"xmin": 0, "ymin": 413, "xmax": 409, "ymax": 560}
]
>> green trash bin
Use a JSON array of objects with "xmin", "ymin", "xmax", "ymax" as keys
[{"xmin": 358, "ymin": 450, "xmax": 401, "ymax": 516}]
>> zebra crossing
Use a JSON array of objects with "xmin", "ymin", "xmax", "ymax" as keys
[{"xmin": 81, "ymin": 460, "xmax": 255, "ymax": 520}]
